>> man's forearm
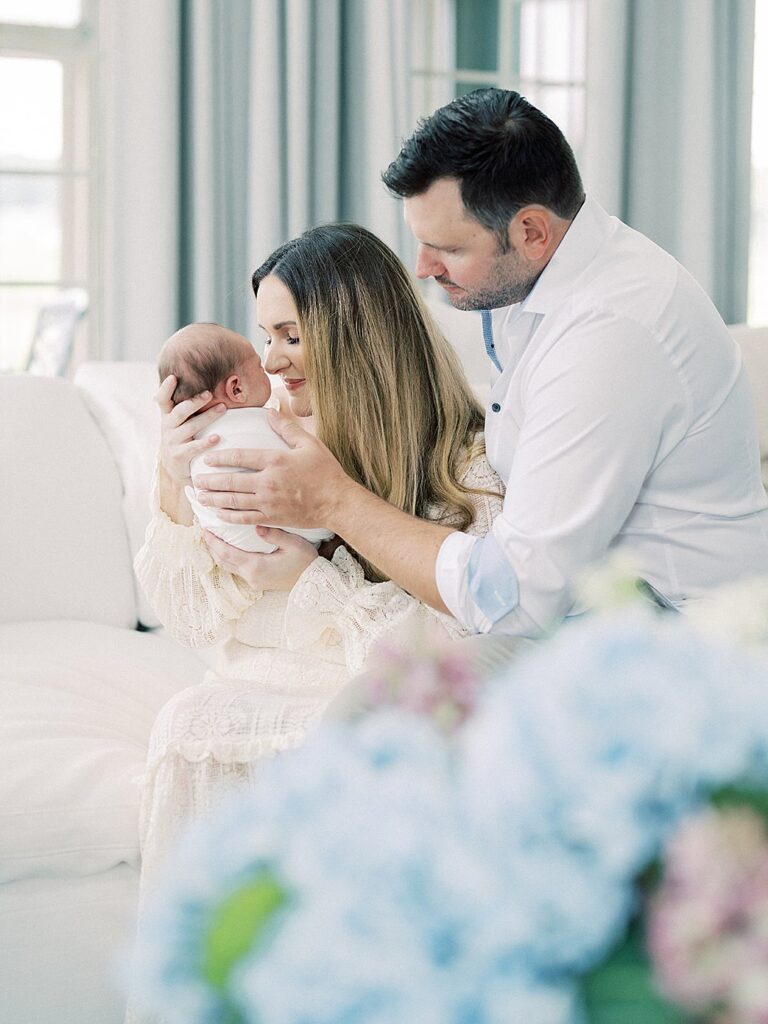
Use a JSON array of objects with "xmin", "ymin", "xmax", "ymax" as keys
[{"xmin": 327, "ymin": 480, "xmax": 454, "ymax": 611}]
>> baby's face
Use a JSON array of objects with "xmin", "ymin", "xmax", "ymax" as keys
[{"xmin": 238, "ymin": 351, "xmax": 272, "ymax": 407}]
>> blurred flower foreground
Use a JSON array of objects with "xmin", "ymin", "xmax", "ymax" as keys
[{"xmin": 128, "ymin": 595, "xmax": 768, "ymax": 1024}]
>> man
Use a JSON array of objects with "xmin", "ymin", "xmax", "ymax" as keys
[{"xmin": 196, "ymin": 89, "xmax": 768, "ymax": 637}]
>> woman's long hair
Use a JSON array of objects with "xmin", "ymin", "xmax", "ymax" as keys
[{"xmin": 252, "ymin": 223, "xmax": 491, "ymax": 582}]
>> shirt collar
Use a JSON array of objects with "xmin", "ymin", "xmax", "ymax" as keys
[{"xmin": 516, "ymin": 195, "xmax": 615, "ymax": 317}]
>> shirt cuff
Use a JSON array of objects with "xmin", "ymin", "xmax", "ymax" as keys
[{"xmin": 436, "ymin": 529, "xmax": 522, "ymax": 634}]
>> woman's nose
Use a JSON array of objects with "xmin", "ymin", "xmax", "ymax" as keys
[{"xmin": 263, "ymin": 346, "xmax": 286, "ymax": 374}]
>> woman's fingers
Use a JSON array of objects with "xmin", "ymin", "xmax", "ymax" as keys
[
  {"xmin": 153, "ymin": 374, "xmax": 177, "ymax": 413},
  {"xmin": 254, "ymin": 525, "xmax": 298, "ymax": 548},
  {"xmin": 203, "ymin": 530, "xmax": 265, "ymax": 571},
  {"xmin": 167, "ymin": 391, "xmax": 213, "ymax": 427},
  {"xmin": 187, "ymin": 433, "xmax": 222, "ymax": 456},
  {"xmin": 172, "ymin": 401, "xmax": 227, "ymax": 439}
]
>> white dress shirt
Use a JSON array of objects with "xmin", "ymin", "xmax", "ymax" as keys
[{"xmin": 436, "ymin": 196, "xmax": 768, "ymax": 635}]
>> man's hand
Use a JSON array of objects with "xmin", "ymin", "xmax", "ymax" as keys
[
  {"xmin": 203, "ymin": 527, "xmax": 318, "ymax": 591},
  {"xmin": 198, "ymin": 406, "xmax": 452, "ymax": 614},
  {"xmin": 193, "ymin": 407, "xmax": 356, "ymax": 531}
]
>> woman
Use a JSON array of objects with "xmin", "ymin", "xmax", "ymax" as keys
[{"xmin": 133, "ymin": 224, "xmax": 503, "ymax": 900}]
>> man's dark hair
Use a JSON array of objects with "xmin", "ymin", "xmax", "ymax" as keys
[{"xmin": 382, "ymin": 88, "xmax": 585, "ymax": 249}]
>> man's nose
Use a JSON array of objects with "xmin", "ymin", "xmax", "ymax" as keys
[{"xmin": 415, "ymin": 245, "xmax": 443, "ymax": 280}]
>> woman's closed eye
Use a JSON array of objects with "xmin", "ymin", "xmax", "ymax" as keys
[{"xmin": 262, "ymin": 334, "xmax": 301, "ymax": 346}]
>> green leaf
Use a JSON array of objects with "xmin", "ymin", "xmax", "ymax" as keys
[
  {"xmin": 710, "ymin": 783, "xmax": 768, "ymax": 821},
  {"xmin": 581, "ymin": 922, "xmax": 690, "ymax": 1024},
  {"xmin": 202, "ymin": 872, "xmax": 289, "ymax": 993}
]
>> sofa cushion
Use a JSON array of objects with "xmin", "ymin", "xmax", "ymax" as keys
[
  {"xmin": 0, "ymin": 375, "xmax": 137, "ymax": 628},
  {"xmin": 0, "ymin": 620, "xmax": 206, "ymax": 883},
  {"xmin": 729, "ymin": 324, "xmax": 768, "ymax": 489},
  {"xmin": 75, "ymin": 362, "xmax": 163, "ymax": 627}
]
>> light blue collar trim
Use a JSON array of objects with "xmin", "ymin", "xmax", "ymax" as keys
[{"xmin": 480, "ymin": 309, "xmax": 502, "ymax": 372}]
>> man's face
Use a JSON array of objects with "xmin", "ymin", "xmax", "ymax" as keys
[{"xmin": 404, "ymin": 177, "xmax": 540, "ymax": 310}]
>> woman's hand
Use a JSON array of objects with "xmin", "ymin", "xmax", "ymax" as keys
[
  {"xmin": 155, "ymin": 375, "xmax": 227, "ymax": 483},
  {"xmin": 202, "ymin": 527, "xmax": 318, "ymax": 591}
]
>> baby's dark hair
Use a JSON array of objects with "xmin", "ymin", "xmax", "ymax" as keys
[{"xmin": 158, "ymin": 323, "xmax": 250, "ymax": 404}]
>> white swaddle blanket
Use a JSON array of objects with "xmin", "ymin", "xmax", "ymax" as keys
[{"xmin": 188, "ymin": 407, "xmax": 334, "ymax": 553}]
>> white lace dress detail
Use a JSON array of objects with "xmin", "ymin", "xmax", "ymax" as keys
[
  {"xmin": 125, "ymin": 452, "xmax": 503, "ymax": 1023},
  {"xmin": 284, "ymin": 453, "xmax": 504, "ymax": 675}
]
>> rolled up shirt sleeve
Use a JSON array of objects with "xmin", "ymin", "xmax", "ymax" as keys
[{"xmin": 436, "ymin": 313, "xmax": 690, "ymax": 636}]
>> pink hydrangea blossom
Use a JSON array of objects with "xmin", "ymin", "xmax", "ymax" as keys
[
  {"xmin": 359, "ymin": 620, "xmax": 482, "ymax": 733},
  {"xmin": 647, "ymin": 806, "xmax": 768, "ymax": 1023}
]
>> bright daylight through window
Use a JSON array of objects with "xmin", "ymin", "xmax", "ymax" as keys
[
  {"xmin": 0, "ymin": 0, "xmax": 94, "ymax": 373},
  {"xmin": 411, "ymin": 0, "xmax": 586, "ymax": 165}
]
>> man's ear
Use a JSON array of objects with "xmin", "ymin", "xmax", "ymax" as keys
[
  {"xmin": 224, "ymin": 374, "xmax": 246, "ymax": 404},
  {"xmin": 508, "ymin": 206, "xmax": 555, "ymax": 261}
]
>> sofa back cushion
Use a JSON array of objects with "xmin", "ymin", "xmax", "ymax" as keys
[
  {"xmin": 0, "ymin": 375, "xmax": 137, "ymax": 627},
  {"xmin": 74, "ymin": 361, "xmax": 162, "ymax": 627},
  {"xmin": 728, "ymin": 324, "xmax": 768, "ymax": 490}
]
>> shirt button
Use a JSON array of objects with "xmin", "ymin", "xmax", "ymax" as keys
[{"xmin": 491, "ymin": 402, "xmax": 501, "ymax": 413}]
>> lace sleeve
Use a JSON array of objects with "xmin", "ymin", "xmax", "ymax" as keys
[
  {"xmin": 454, "ymin": 448, "xmax": 505, "ymax": 539},
  {"xmin": 284, "ymin": 451, "xmax": 504, "ymax": 676},
  {"xmin": 134, "ymin": 473, "xmax": 261, "ymax": 648}
]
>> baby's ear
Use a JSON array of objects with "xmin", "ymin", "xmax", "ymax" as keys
[{"xmin": 225, "ymin": 374, "xmax": 246, "ymax": 403}]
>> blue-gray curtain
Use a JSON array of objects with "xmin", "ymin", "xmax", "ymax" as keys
[
  {"xmin": 178, "ymin": 0, "xmax": 254, "ymax": 334},
  {"xmin": 585, "ymin": 0, "xmax": 756, "ymax": 324},
  {"xmin": 178, "ymin": 0, "xmax": 412, "ymax": 338}
]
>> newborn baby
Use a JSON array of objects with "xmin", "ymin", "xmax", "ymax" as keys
[{"xmin": 158, "ymin": 322, "xmax": 332, "ymax": 553}]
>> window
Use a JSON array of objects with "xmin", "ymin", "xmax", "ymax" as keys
[
  {"xmin": 0, "ymin": 0, "xmax": 97, "ymax": 371},
  {"xmin": 749, "ymin": 0, "xmax": 768, "ymax": 325},
  {"xmin": 411, "ymin": 0, "xmax": 587, "ymax": 156}
]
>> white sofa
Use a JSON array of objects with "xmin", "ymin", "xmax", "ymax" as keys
[
  {"xmin": 0, "ymin": 372, "xmax": 207, "ymax": 1024},
  {"xmin": 0, "ymin": 310, "xmax": 766, "ymax": 1024}
]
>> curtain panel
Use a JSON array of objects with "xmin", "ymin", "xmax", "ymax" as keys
[
  {"xmin": 179, "ymin": 0, "xmax": 413, "ymax": 339},
  {"xmin": 584, "ymin": 0, "xmax": 756, "ymax": 324}
]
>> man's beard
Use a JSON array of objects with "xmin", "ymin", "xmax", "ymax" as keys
[{"xmin": 438, "ymin": 250, "xmax": 542, "ymax": 311}]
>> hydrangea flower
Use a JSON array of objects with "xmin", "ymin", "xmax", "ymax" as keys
[
  {"xmin": 358, "ymin": 617, "xmax": 484, "ymax": 732},
  {"xmin": 128, "ymin": 608, "xmax": 768, "ymax": 1024},
  {"xmin": 647, "ymin": 805, "xmax": 768, "ymax": 1022}
]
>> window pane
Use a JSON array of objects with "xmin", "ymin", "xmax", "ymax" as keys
[
  {"xmin": 456, "ymin": 0, "xmax": 499, "ymax": 71},
  {"xmin": 0, "ymin": 0, "xmax": 80, "ymax": 27},
  {"xmin": 0, "ymin": 285, "xmax": 58, "ymax": 371},
  {"xmin": 533, "ymin": 84, "xmax": 584, "ymax": 152},
  {"xmin": 0, "ymin": 175, "xmax": 61, "ymax": 280},
  {"xmin": 0, "ymin": 58, "xmax": 63, "ymax": 171},
  {"xmin": 519, "ymin": 0, "xmax": 584, "ymax": 82}
]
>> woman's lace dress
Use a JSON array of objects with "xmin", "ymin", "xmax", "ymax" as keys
[{"xmin": 125, "ymin": 453, "xmax": 502, "ymax": 1021}]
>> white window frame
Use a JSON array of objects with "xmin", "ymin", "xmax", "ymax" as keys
[
  {"xmin": 411, "ymin": 0, "xmax": 587, "ymax": 157},
  {"xmin": 0, "ymin": 0, "xmax": 99, "ymax": 369}
]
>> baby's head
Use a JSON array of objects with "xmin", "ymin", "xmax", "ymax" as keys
[{"xmin": 158, "ymin": 323, "xmax": 271, "ymax": 410}]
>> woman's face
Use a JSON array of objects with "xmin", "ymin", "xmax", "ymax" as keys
[{"xmin": 257, "ymin": 274, "xmax": 311, "ymax": 417}]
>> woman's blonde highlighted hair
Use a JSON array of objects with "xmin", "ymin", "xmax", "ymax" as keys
[{"xmin": 252, "ymin": 223, "xmax": 491, "ymax": 582}]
